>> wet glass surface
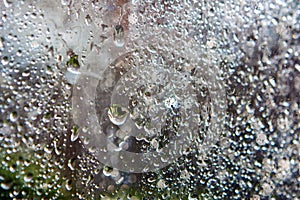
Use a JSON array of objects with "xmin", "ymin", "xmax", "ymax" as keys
[{"xmin": 0, "ymin": 0, "xmax": 299, "ymax": 199}]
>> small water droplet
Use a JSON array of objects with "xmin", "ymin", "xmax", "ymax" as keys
[
  {"xmin": 1, "ymin": 56, "xmax": 9, "ymax": 65},
  {"xmin": 113, "ymin": 25, "xmax": 125, "ymax": 47},
  {"xmin": 44, "ymin": 145, "xmax": 53, "ymax": 154},
  {"xmin": 53, "ymin": 139, "xmax": 62, "ymax": 155},
  {"xmin": 157, "ymin": 179, "xmax": 166, "ymax": 188},
  {"xmin": 88, "ymin": 146, "xmax": 97, "ymax": 153},
  {"xmin": 85, "ymin": 14, "xmax": 92, "ymax": 25},
  {"xmin": 0, "ymin": 37, "xmax": 4, "ymax": 48},
  {"xmin": 9, "ymin": 111, "xmax": 18, "ymax": 122},
  {"xmin": 22, "ymin": 69, "xmax": 30, "ymax": 77},
  {"xmin": 61, "ymin": 0, "xmax": 70, "ymax": 6},
  {"xmin": 24, "ymin": 173, "xmax": 33, "ymax": 182},
  {"xmin": 3, "ymin": 0, "xmax": 13, "ymax": 8},
  {"xmin": 9, "ymin": 165, "xmax": 16, "ymax": 173},
  {"xmin": 65, "ymin": 180, "xmax": 72, "ymax": 191},
  {"xmin": 118, "ymin": 141, "xmax": 129, "ymax": 151},
  {"xmin": 1, "ymin": 180, "xmax": 13, "ymax": 190},
  {"xmin": 103, "ymin": 166, "xmax": 113, "ymax": 177},
  {"xmin": 70, "ymin": 126, "xmax": 79, "ymax": 142},
  {"xmin": 16, "ymin": 50, "xmax": 22, "ymax": 57},
  {"xmin": 256, "ymin": 133, "xmax": 267, "ymax": 146},
  {"xmin": 67, "ymin": 158, "xmax": 76, "ymax": 171}
]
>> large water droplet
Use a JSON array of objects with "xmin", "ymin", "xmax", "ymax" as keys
[{"xmin": 108, "ymin": 104, "xmax": 129, "ymax": 126}]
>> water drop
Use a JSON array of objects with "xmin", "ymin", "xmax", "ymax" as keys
[
  {"xmin": 118, "ymin": 141, "xmax": 129, "ymax": 151},
  {"xmin": 0, "ymin": 37, "xmax": 4, "ymax": 48},
  {"xmin": 24, "ymin": 173, "xmax": 33, "ymax": 182},
  {"xmin": 65, "ymin": 180, "xmax": 72, "ymax": 191},
  {"xmin": 85, "ymin": 15, "xmax": 92, "ymax": 25},
  {"xmin": 256, "ymin": 133, "xmax": 267, "ymax": 146},
  {"xmin": 9, "ymin": 111, "xmax": 18, "ymax": 122},
  {"xmin": 44, "ymin": 145, "xmax": 53, "ymax": 154},
  {"xmin": 103, "ymin": 166, "xmax": 113, "ymax": 177},
  {"xmin": 1, "ymin": 56, "xmax": 9, "ymax": 65},
  {"xmin": 70, "ymin": 126, "xmax": 79, "ymax": 142},
  {"xmin": 108, "ymin": 104, "xmax": 129, "ymax": 126},
  {"xmin": 9, "ymin": 165, "xmax": 16, "ymax": 173},
  {"xmin": 157, "ymin": 179, "xmax": 166, "ymax": 188},
  {"xmin": 1, "ymin": 180, "xmax": 13, "ymax": 190},
  {"xmin": 61, "ymin": 0, "xmax": 70, "ymax": 6},
  {"xmin": 16, "ymin": 50, "xmax": 22, "ymax": 57},
  {"xmin": 67, "ymin": 158, "xmax": 76, "ymax": 171},
  {"xmin": 113, "ymin": 25, "xmax": 125, "ymax": 47},
  {"xmin": 3, "ymin": 0, "xmax": 12, "ymax": 8},
  {"xmin": 22, "ymin": 69, "xmax": 30, "ymax": 77}
]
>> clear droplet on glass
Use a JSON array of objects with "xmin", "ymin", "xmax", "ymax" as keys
[
  {"xmin": 113, "ymin": 25, "xmax": 125, "ymax": 47},
  {"xmin": 1, "ymin": 181, "xmax": 13, "ymax": 190},
  {"xmin": 24, "ymin": 173, "xmax": 33, "ymax": 182},
  {"xmin": 108, "ymin": 104, "xmax": 129, "ymax": 126}
]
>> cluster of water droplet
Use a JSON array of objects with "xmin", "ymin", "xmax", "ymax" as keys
[
  {"xmin": 0, "ymin": 1, "xmax": 80, "ymax": 199},
  {"xmin": 0, "ymin": 0, "xmax": 299, "ymax": 199}
]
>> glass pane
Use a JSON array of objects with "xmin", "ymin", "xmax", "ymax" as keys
[{"xmin": 0, "ymin": 0, "xmax": 299, "ymax": 199}]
